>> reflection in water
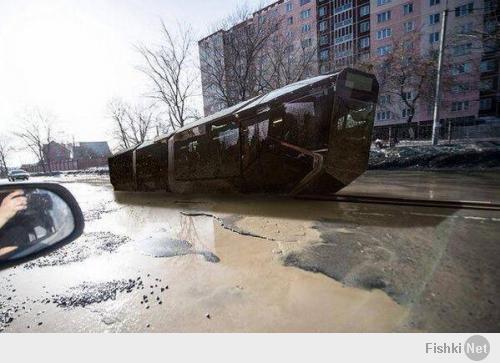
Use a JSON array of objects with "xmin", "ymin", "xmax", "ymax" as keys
[{"xmin": 134, "ymin": 214, "xmax": 219, "ymax": 263}]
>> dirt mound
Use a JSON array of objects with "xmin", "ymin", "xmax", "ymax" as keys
[{"xmin": 369, "ymin": 142, "xmax": 500, "ymax": 170}]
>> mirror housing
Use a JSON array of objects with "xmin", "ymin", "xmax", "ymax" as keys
[{"xmin": 0, "ymin": 183, "xmax": 84, "ymax": 269}]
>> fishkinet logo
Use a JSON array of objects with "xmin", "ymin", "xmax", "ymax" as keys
[{"xmin": 426, "ymin": 335, "xmax": 490, "ymax": 361}]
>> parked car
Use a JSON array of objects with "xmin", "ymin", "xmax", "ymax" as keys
[{"xmin": 7, "ymin": 169, "xmax": 30, "ymax": 181}]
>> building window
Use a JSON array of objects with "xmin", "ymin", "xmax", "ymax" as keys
[
  {"xmin": 287, "ymin": 16, "xmax": 293, "ymax": 25},
  {"xmin": 377, "ymin": 0, "xmax": 391, "ymax": 5},
  {"xmin": 452, "ymin": 83, "xmax": 470, "ymax": 93},
  {"xmin": 320, "ymin": 63, "xmax": 330, "ymax": 74},
  {"xmin": 360, "ymin": 5, "xmax": 370, "ymax": 17},
  {"xmin": 377, "ymin": 45, "xmax": 392, "ymax": 56},
  {"xmin": 302, "ymin": 24, "xmax": 311, "ymax": 32},
  {"xmin": 402, "ymin": 108, "xmax": 413, "ymax": 118},
  {"xmin": 453, "ymin": 43, "xmax": 472, "ymax": 56},
  {"xmin": 403, "ymin": 3, "xmax": 413, "ymax": 15},
  {"xmin": 459, "ymin": 22, "xmax": 473, "ymax": 34},
  {"xmin": 376, "ymin": 111, "xmax": 392, "ymax": 121},
  {"xmin": 319, "ymin": 6, "xmax": 327, "ymax": 16},
  {"xmin": 286, "ymin": 1, "xmax": 293, "ymax": 12},
  {"xmin": 377, "ymin": 28, "xmax": 392, "ymax": 40},
  {"xmin": 403, "ymin": 21, "xmax": 415, "ymax": 32},
  {"xmin": 485, "ymin": 21, "xmax": 496, "ymax": 34},
  {"xmin": 429, "ymin": 31, "xmax": 440, "ymax": 44},
  {"xmin": 429, "ymin": 13, "xmax": 440, "ymax": 25},
  {"xmin": 300, "ymin": 0, "xmax": 311, "ymax": 5},
  {"xmin": 451, "ymin": 101, "xmax": 469, "ymax": 111},
  {"xmin": 320, "ymin": 49, "xmax": 329, "ymax": 61},
  {"xmin": 379, "ymin": 95, "xmax": 391, "ymax": 104},
  {"xmin": 377, "ymin": 11, "xmax": 391, "ymax": 23},
  {"xmin": 455, "ymin": 3, "xmax": 474, "ymax": 17},
  {"xmin": 301, "ymin": 38, "xmax": 312, "ymax": 47},
  {"xmin": 402, "ymin": 91, "xmax": 412, "ymax": 101},
  {"xmin": 403, "ymin": 41, "xmax": 414, "ymax": 50},
  {"xmin": 335, "ymin": 2, "xmax": 353, "ymax": 14},
  {"xmin": 430, "ymin": 0, "xmax": 440, "ymax": 5},
  {"xmin": 480, "ymin": 79, "xmax": 494, "ymax": 91},
  {"xmin": 319, "ymin": 20, "xmax": 327, "ymax": 31},
  {"xmin": 300, "ymin": 9, "xmax": 311, "ymax": 19},
  {"xmin": 360, "ymin": 21, "xmax": 370, "ymax": 33},
  {"xmin": 319, "ymin": 34, "xmax": 329, "ymax": 45},
  {"xmin": 452, "ymin": 62, "xmax": 471, "ymax": 75},
  {"xmin": 480, "ymin": 59, "xmax": 496, "ymax": 72},
  {"xmin": 480, "ymin": 98, "xmax": 493, "ymax": 110},
  {"xmin": 359, "ymin": 37, "xmax": 370, "ymax": 49}
]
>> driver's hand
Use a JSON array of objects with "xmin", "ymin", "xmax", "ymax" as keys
[{"xmin": 0, "ymin": 190, "xmax": 28, "ymax": 227}]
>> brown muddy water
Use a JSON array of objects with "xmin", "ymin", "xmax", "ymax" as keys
[{"xmin": 0, "ymin": 171, "xmax": 499, "ymax": 332}]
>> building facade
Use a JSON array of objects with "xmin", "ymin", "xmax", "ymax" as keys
[
  {"xmin": 317, "ymin": 0, "xmax": 372, "ymax": 74},
  {"xmin": 370, "ymin": 0, "xmax": 497, "ymax": 139},
  {"xmin": 199, "ymin": 0, "xmax": 318, "ymax": 116},
  {"xmin": 199, "ymin": 0, "xmax": 499, "ymax": 138},
  {"xmin": 479, "ymin": 0, "xmax": 500, "ymax": 119}
]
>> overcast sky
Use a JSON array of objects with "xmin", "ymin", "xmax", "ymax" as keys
[{"xmin": 0, "ymin": 0, "xmax": 267, "ymax": 165}]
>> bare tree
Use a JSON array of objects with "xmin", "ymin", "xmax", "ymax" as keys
[
  {"xmin": 0, "ymin": 135, "xmax": 13, "ymax": 177},
  {"xmin": 108, "ymin": 98, "xmax": 161, "ymax": 151},
  {"xmin": 108, "ymin": 98, "xmax": 132, "ymax": 150},
  {"xmin": 14, "ymin": 109, "xmax": 57, "ymax": 172},
  {"xmin": 256, "ymin": 32, "xmax": 318, "ymax": 93},
  {"xmin": 451, "ymin": 3, "xmax": 500, "ymax": 44},
  {"xmin": 372, "ymin": 31, "xmax": 449, "ymax": 126},
  {"xmin": 136, "ymin": 21, "xmax": 199, "ymax": 130},
  {"xmin": 199, "ymin": 4, "xmax": 282, "ymax": 112}
]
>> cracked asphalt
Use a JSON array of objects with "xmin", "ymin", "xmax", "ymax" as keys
[{"xmin": 1, "ymin": 171, "xmax": 499, "ymax": 332}]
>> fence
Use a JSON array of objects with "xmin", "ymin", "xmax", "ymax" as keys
[
  {"xmin": 373, "ymin": 118, "xmax": 500, "ymax": 144},
  {"xmin": 21, "ymin": 157, "xmax": 108, "ymax": 173}
]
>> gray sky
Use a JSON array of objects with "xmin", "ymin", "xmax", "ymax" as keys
[{"xmin": 0, "ymin": 0, "xmax": 266, "ymax": 166}]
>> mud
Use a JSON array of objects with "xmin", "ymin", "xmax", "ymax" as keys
[
  {"xmin": 181, "ymin": 212, "xmax": 277, "ymax": 241},
  {"xmin": 23, "ymin": 232, "xmax": 130, "ymax": 269},
  {"xmin": 1, "ymin": 171, "xmax": 499, "ymax": 332},
  {"xmin": 369, "ymin": 142, "xmax": 500, "ymax": 170},
  {"xmin": 51, "ymin": 280, "xmax": 138, "ymax": 308},
  {"xmin": 218, "ymin": 200, "xmax": 500, "ymax": 332}
]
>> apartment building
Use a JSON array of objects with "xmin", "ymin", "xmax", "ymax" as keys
[
  {"xmin": 317, "ymin": 0, "xmax": 371, "ymax": 74},
  {"xmin": 370, "ymin": 0, "xmax": 496, "ymax": 137},
  {"xmin": 200, "ymin": 0, "xmax": 498, "ymax": 137},
  {"xmin": 479, "ymin": 0, "xmax": 500, "ymax": 119},
  {"xmin": 199, "ymin": 0, "xmax": 318, "ymax": 116}
]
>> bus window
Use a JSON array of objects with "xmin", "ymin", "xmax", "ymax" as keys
[
  {"xmin": 209, "ymin": 120, "xmax": 240, "ymax": 178},
  {"xmin": 174, "ymin": 125, "xmax": 210, "ymax": 180}
]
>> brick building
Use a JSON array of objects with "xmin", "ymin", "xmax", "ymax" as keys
[{"xmin": 22, "ymin": 141, "xmax": 111, "ymax": 173}]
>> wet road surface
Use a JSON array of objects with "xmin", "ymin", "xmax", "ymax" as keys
[{"xmin": 1, "ymin": 170, "xmax": 499, "ymax": 332}]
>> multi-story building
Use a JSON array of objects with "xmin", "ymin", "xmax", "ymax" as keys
[
  {"xmin": 199, "ymin": 0, "xmax": 318, "ymax": 116},
  {"xmin": 370, "ymin": 0, "xmax": 493, "ymax": 139},
  {"xmin": 317, "ymin": 0, "xmax": 372, "ymax": 74},
  {"xmin": 200, "ymin": 0, "xmax": 498, "ymax": 139},
  {"xmin": 479, "ymin": 0, "xmax": 500, "ymax": 119},
  {"xmin": 199, "ymin": 30, "xmax": 227, "ymax": 116}
]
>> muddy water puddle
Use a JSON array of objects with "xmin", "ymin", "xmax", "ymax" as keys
[{"xmin": 1, "ymin": 187, "xmax": 411, "ymax": 332}]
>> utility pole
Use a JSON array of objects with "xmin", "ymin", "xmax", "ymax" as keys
[{"xmin": 431, "ymin": 2, "xmax": 449, "ymax": 146}]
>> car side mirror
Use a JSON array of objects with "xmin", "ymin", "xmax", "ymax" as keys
[{"xmin": 0, "ymin": 183, "xmax": 84, "ymax": 268}]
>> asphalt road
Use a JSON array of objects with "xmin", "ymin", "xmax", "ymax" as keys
[{"xmin": 1, "ymin": 170, "xmax": 499, "ymax": 332}]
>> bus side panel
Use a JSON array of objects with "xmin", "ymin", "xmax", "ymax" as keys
[
  {"xmin": 324, "ymin": 95, "xmax": 376, "ymax": 186},
  {"xmin": 109, "ymin": 151, "xmax": 136, "ymax": 191},
  {"xmin": 135, "ymin": 141, "xmax": 169, "ymax": 191}
]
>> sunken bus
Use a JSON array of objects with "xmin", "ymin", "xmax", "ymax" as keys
[{"xmin": 109, "ymin": 68, "xmax": 379, "ymax": 196}]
